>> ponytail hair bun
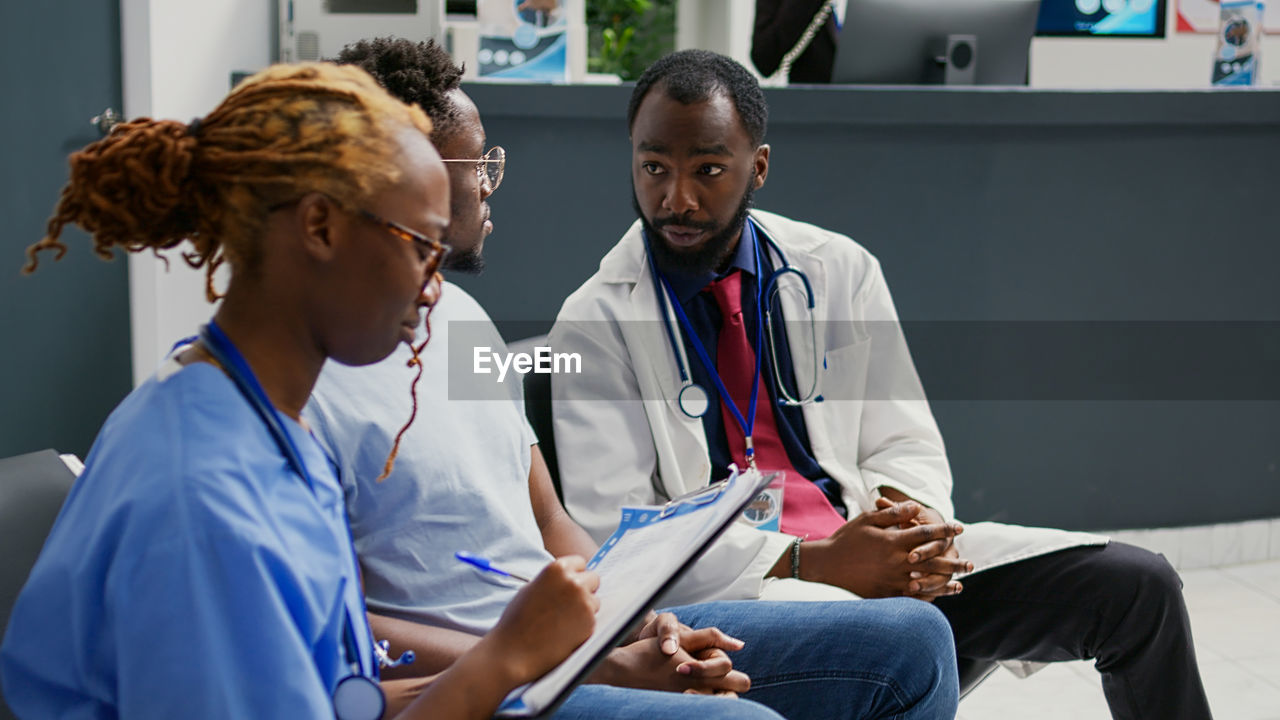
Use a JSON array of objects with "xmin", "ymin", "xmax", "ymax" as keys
[{"xmin": 23, "ymin": 62, "xmax": 433, "ymax": 303}]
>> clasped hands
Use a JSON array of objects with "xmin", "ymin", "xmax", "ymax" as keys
[
  {"xmin": 804, "ymin": 492, "xmax": 974, "ymax": 601},
  {"xmin": 593, "ymin": 611, "xmax": 750, "ymax": 697}
]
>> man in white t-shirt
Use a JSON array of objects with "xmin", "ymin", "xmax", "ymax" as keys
[{"xmin": 302, "ymin": 37, "xmax": 961, "ymax": 720}]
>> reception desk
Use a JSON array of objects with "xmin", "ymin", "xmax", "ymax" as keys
[{"xmin": 455, "ymin": 83, "xmax": 1280, "ymax": 531}]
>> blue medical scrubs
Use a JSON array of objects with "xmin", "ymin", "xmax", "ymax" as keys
[{"xmin": 0, "ymin": 360, "xmax": 374, "ymax": 718}]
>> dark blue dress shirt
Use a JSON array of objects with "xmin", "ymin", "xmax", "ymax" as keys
[{"xmin": 654, "ymin": 218, "xmax": 847, "ymax": 518}]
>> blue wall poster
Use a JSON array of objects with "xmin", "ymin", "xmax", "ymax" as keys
[
  {"xmin": 1212, "ymin": 0, "xmax": 1264, "ymax": 85},
  {"xmin": 477, "ymin": 0, "xmax": 569, "ymax": 82}
]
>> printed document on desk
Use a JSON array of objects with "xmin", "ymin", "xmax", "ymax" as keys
[{"xmin": 495, "ymin": 465, "xmax": 776, "ymax": 718}]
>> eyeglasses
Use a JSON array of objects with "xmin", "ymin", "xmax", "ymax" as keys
[
  {"xmin": 360, "ymin": 210, "xmax": 451, "ymax": 277},
  {"xmin": 442, "ymin": 146, "xmax": 506, "ymax": 192}
]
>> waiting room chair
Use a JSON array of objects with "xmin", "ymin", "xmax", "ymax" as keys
[
  {"xmin": 0, "ymin": 449, "xmax": 78, "ymax": 720},
  {"xmin": 510, "ymin": 335, "xmax": 562, "ymax": 497}
]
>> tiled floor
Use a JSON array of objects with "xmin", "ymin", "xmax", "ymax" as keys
[{"xmin": 958, "ymin": 559, "xmax": 1280, "ymax": 720}]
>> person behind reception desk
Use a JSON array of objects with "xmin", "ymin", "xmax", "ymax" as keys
[{"xmin": 751, "ymin": 0, "xmax": 839, "ymax": 83}]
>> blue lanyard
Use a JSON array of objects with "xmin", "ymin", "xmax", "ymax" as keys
[
  {"xmin": 198, "ymin": 322, "xmax": 315, "ymax": 491},
  {"xmin": 196, "ymin": 321, "xmax": 372, "ymax": 680},
  {"xmin": 649, "ymin": 221, "xmax": 768, "ymax": 466}
]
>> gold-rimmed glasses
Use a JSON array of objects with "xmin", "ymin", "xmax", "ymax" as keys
[
  {"xmin": 360, "ymin": 210, "xmax": 451, "ymax": 277},
  {"xmin": 442, "ymin": 146, "xmax": 506, "ymax": 192}
]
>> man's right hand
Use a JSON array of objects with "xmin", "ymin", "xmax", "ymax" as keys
[
  {"xmin": 594, "ymin": 623, "xmax": 750, "ymax": 696},
  {"xmin": 803, "ymin": 501, "xmax": 966, "ymax": 599},
  {"xmin": 487, "ymin": 556, "xmax": 600, "ymax": 685}
]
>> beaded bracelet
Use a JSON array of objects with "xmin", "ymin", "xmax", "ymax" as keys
[{"xmin": 789, "ymin": 537, "xmax": 804, "ymax": 579}]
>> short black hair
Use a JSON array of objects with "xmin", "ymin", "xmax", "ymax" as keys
[
  {"xmin": 333, "ymin": 36, "xmax": 465, "ymax": 139},
  {"xmin": 627, "ymin": 50, "xmax": 768, "ymax": 146}
]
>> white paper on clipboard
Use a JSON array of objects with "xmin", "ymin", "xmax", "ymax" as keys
[{"xmin": 495, "ymin": 465, "xmax": 775, "ymax": 718}]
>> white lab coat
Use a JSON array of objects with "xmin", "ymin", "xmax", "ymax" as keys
[{"xmin": 550, "ymin": 209, "xmax": 1105, "ymax": 607}]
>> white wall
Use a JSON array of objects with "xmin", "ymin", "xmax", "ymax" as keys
[
  {"xmin": 677, "ymin": 0, "xmax": 755, "ymax": 69},
  {"xmin": 121, "ymin": 0, "xmax": 274, "ymax": 383}
]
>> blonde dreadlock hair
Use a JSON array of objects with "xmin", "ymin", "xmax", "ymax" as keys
[{"xmin": 22, "ymin": 62, "xmax": 433, "ymax": 302}]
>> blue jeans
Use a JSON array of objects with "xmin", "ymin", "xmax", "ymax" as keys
[
  {"xmin": 554, "ymin": 684, "xmax": 785, "ymax": 720},
  {"xmin": 668, "ymin": 598, "xmax": 958, "ymax": 720},
  {"xmin": 553, "ymin": 598, "xmax": 956, "ymax": 720}
]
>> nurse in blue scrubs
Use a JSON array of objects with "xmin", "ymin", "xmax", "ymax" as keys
[{"xmin": 0, "ymin": 62, "xmax": 604, "ymax": 720}]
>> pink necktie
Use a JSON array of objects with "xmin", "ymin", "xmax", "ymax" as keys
[{"xmin": 707, "ymin": 271, "xmax": 845, "ymax": 540}]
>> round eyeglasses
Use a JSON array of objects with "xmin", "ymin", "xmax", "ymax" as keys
[{"xmin": 442, "ymin": 146, "xmax": 505, "ymax": 192}]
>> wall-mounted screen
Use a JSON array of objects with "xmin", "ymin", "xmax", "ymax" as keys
[
  {"xmin": 326, "ymin": 0, "xmax": 417, "ymax": 12},
  {"xmin": 1036, "ymin": 0, "xmax": 1167, "ymax": 36}
]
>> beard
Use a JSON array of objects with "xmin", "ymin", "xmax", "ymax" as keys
[
  {"xmin": 443, "ymin": 247, "xmax": 485, "ymax": 275},
  {"xmin": 635, "ymin": 177, "xmax": 755, "ymax": 276}
]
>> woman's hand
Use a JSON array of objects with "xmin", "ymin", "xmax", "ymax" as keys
[{"xmin": 486, "ymin": 555, "xmax": 601, "ymax": 686}]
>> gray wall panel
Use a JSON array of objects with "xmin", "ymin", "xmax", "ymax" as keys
[
  {"xmin": 0, "ymin": 1, "xmax": 130, "ymax": 462},
  {"xmin": 456, "ymin": 83, "xmax": 1280, "ymax": 530}
]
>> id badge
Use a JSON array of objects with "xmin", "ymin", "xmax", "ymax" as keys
[{"xmin": 740, "ymin": 472, "xmax": 786, "ymax": 531}]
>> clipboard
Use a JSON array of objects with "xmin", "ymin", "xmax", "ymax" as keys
[{"xmin": 495, "ymin": 465, "xmax": 777, "ymax": 718}]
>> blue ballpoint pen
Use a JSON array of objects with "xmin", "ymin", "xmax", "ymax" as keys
[{"xmin": 455, "ymin": 551, "xmax": 532, "ymax": 583}]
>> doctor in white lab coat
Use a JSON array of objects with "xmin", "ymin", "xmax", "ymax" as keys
[
  {"xmin": 549, "ymin": 49, "xmax": 1212, "ymax": 720},
  {"xmin": 551, "ymin": 208, "xmax": 1107, "ymax": 605}
]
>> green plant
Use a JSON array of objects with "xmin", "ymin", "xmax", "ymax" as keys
[{"xmin": 586, "ymin": 0, "xmax": 675, "ymax": 80}]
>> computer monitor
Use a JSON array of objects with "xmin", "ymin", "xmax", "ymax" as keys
[
  {"xmin": 1035, "ymin": 0, "xmax": 1166, "ymax": 37},
  {"xmin": 831, "ymin": 0, "xmax": 1042, "ymax": 85}
]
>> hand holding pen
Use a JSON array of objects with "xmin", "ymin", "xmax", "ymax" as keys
[
  {"xmin": 482, "ymin": 555, "xmax": 600, "ymax": 685},
  {"xmin": 455, "ymin": 551, "xmax": 532, "ymax": 583},
  {"xmin": 457, "ymin": 551, "xmax": 748, "ymax": 694}
]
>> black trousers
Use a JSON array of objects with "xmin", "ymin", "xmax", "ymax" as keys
[{"xmin": 933, "ymin": 542, "xmax": 1212, "ymax": 720}]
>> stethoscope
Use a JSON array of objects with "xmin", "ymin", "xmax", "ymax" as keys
[
  {"xmin": 196, "ymin": 322, "xmax": 413, "ymax": 720},
  {"xmin": 646, "ymin": 218, "xmax": 824, "ymax": 429}
]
